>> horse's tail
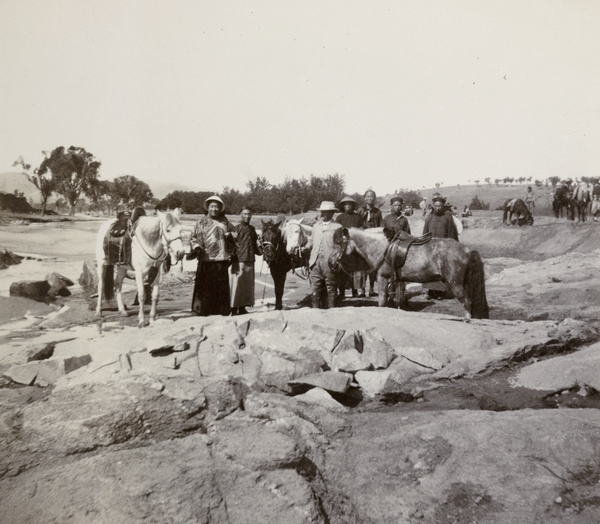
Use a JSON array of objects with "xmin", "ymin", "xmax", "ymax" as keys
[
  {"xmin": 465, "ymin": 250, "xmax": 489, "ymax": 319},
  {"xmin": 103, "ymin": 264, "xmax": 115, "ymax": 301},
  {"xmin": 502, "ymin": 202, "xmax": 508, "ymax": 224}
]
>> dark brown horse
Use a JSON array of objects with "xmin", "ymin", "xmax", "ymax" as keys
[
  {"xmin": 502, "ymin": 198, "xmax": 534, "ymax": 226},
  {"xmin": 260, "ymin": 220, "xmax": 310, "ymax": 310},
  {"xmin": 330, "ymin": 227, "xmax": 489, "ymax": 320},
  {"xmin": 552, "ymin": 185, "xmax": 574, "ymax": 220}
]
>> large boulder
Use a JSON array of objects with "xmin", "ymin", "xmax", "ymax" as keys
[{"xmin": 9, "ymin": 280, "xmax": 51, "ymax": 301}]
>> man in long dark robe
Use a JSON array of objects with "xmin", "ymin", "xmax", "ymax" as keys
[
  {"xmin": 422, "ymin": 194, "xmax": 458, "ymax": 298},
  {"xmin": 423, "ymin": 194, "xmax": 459, "ymax": 241},
  {"xmin": 383, "ymin": 196, "xmax": 411, "ymax": 238}
]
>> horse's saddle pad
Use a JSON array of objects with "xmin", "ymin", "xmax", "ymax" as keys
[
  {"xmin": 104, "ymin": 229, "xmax": 132, "ymax": 265},
  {"xmin": 386, "ymin": 232, "xmax": 432, "ymax": 269}
]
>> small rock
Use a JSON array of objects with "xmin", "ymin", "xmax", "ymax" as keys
[
  {"xmin": 554, "ymin": 496, "xmax": 562, "ymax": 504},
  {"xmin": 577, "ymin": 387, "xmax": 588, "ymax": 397},
  {"xmin": 295, "ymin": 387, "xmax": 348, "ymax": 411},
  {"xmin": 289, "ymin": 370, "xmax": 353, "ymax": 394}
]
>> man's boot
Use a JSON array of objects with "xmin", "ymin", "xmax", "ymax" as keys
[
  {"xmin": 327, "ymin": 290, "xmax": 337, "ymax": 309},
  {"xmin": 312, "ymin": 292, "xmax": 321, "ymax": 309}
]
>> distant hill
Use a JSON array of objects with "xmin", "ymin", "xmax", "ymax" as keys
[
  {"xmin": 385, "ymin": 182, "xmax": 554, "ymax": 213},
  {"xmin": 0, "ymin": 172, "xmax": 40, "ymax": 203}
]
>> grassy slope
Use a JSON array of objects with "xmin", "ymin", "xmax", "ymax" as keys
[{"xmin": 388, "ymin": 183, "xmax": 554, "ymax": 215}]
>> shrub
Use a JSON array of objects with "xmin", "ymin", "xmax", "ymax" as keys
[{"xmin": 469, "ymin": 196, "xmax": 489, "ymax": 210}]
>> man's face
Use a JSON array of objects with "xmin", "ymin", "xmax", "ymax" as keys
[
  {"xmin": 391, "ymin": 201, "xmax": 403, "ymax": 215},
  {"xmin": 432, "ymin": 201, "xmax": 444, "ymax": 215},
  {"xmin": 241, "ymin": 209, "xmax": 252, "ymax": 224},
  {"xmin": 365, "ymin": 192, "xmax": 375, "ymax": 206},
  {"xmin": 208, "ymin": 202, "xmax": 221, "ymax": 217},
  {"xmin": 343, "ymin": 203, "xmax": 354, "ymax": 214},
  {"xmin": 321, "ymin": 210, "xmax": 335, "ymax": 221}
]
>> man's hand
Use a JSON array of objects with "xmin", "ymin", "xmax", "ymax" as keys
[{"xmin": 186, "ymin": 247, "xmax": 202, "ymax": 260}]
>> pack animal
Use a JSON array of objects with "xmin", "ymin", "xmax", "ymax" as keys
[
  {"xmin": 260, "ymin": 219, "xmax": 311, "ymax": 310},
  {"xmin": 502, "ymin": 198, "xmax": 534, "ymax": 226},
  {"xmin": 552, "ymin": 185, "xmax": 574, "ymax": 220},
  {"xmin": 572, "ymin": 181, "xmax": 592, "ymax": 222},
  {"xmin": 95, "ymin": 209, "xmax": 185, "ymax": 326},
  {"xmin": 330, "ymin": 227, "xmax": 489, "ymax": 320}
]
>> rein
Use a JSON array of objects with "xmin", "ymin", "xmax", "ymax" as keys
[{"xmin": 133, "ymin": 221, "xmax": 183, "ymax": 266}]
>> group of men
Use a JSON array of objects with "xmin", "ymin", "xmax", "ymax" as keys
[{"xmin": 307, "ymin": 190, "xmax": 459, "ymax": 309}]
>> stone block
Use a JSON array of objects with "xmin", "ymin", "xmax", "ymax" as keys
[
  {"xmin": 360, "ymin": 328, "xmax": 395, "ymax": 369},
  {"xmin": 289, "ymin": 370, "xmax": 353, "ymax": 394},
  {"xmin": 9, "ymin": 280, "xmax": 51, "ymax": 300},
  {"xmin": 294, "ymin": 387, "xmax": 348, "ymax": 411}
]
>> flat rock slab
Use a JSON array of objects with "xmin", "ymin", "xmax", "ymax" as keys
[
  {"xmin": 325, "ymin": 409, "xmax": 600, "ymax": 523},
  {"xmin": 289, "ymin": 370, "xmax": 353, "ymax": 394},
  {"xmin": 509, "ymin": 341, "xmax": 600, "ymax": 391}
]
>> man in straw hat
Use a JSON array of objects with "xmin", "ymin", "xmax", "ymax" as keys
[
  {"xmin": 188, "ymin": 195, "xmax": 238, "ymax": 316},
  {"xmin": 304, "ymin": 201, "xmax": 342, "ymax": 308},
  {"xmin": 335, "ymin": 196, "xmax": 365, "ymax": 298}
]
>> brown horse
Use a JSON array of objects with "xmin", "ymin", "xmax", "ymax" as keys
[
  {"xmin": 502, "ymin": 198, "xmax": 534, "ymax": 226},
  {"xmin": 330, "ymin": 227, "xmax": 489, "ymax": 320}
]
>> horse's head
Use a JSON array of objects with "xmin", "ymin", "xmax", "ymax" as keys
[
  {"xmin": 261, "ymin": 219, "xmax": 283, "ymax": 265},
  {"xmin": 158, "ymin": 209, "xmax": 185, "ymax": 267},
  {"xmin": 284, "ymin": 219, "xmax": 310, "ymax": 265}
]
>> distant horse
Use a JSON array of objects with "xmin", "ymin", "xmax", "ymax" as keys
[
  {"xmin": 330, "ymin": 227, "xmax": 489, "ymax": 320},
  {"xmin": 502, "ymin": 198, "xmax": 534, "ymax": 226},
  {"xmin": 96, "ymin": 210, "xmax": 185, "ymax": 326},
  {"xmin": 552, "ymin": 185, "xmax": 574, "ymax": 220},
  {"xmin": 572, "ymin": 182, "xmax": 591, "ymax": 222},
  {"xmin": 260, "ymin": 219, "xmax": 312, "ymax": 310}
]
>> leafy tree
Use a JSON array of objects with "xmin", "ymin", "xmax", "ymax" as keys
[
  {"xmin": 548, "ymin": 176, "xmax": 560, "ymax": 188},
  {"xmin": 308, "ymin": 174, "xmax": 345, "ymax": 208},
  {"xmin": 474, "ymin": 179, "xmax": 480, "ymax": 186},
  {"xmin": 37, "ymin": 146, "xmax": 101, "ymax": 216},
  {"xmin": 13, "ymin": 155, "xmax": 56, "ymax": 216},
  {"xmin": 485, "ymin": 178, "xmax": 491, "ymax": 185},
  {"xmin": 86, "ymin": 179, "xmax": 112, "ymax": 215},
  {"xmin": 158, "ymin": 190, "xmax": 212, "ymax": 214},
  {"xmin": 221, "ymin": 186, "xmax": 245, "ymax": 214},
  {"xmin": 395, "ymin": 189, "xmax": 423, "ymax": 209},
  {"xmin": 112, "ymin": 175, "xmax": 154, "ymax": 209}
]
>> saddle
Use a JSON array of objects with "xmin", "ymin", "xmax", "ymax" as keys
[
  {"xmin": 384, "ymin": 230, "xmax": 432, "ymax": 270},
  {"xmin": 103, "ymin": 208, "xmax": 146, "ymax": 265}
]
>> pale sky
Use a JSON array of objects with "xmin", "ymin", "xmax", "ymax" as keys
[{"xmin": 2, "ymin": 1, "xmax": 600, "ymax": 195}]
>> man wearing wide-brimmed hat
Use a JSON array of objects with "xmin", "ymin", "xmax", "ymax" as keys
[
  {"xmin": 188, "ymin": 195, "xmax": 237, "ymax": 316},
  {"xmin": 305, "ymin": 201, "xmax": 342, "ymax": 309},
  {"xmin": 335, "ymin": 196, "xmax": 365, "ymax": 298}
]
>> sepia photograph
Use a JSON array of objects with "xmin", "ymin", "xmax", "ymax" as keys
[{"xmin": 1, "ymin": 1, "xmax": 599, "ymax": 522}]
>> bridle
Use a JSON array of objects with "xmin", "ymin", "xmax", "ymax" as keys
[
  {"xmin": 286, "ymin": 224, "xmax": 310, "ymax": 279},
  {"xmin": 132, "ymin": 220, "xmax": 184, "ymax": 267}
]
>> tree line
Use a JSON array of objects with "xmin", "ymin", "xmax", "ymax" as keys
[{"xmin": 14, "ymin": 146, "xmax": 154, "ymax": 216}]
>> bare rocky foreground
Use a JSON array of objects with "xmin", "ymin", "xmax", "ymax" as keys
[{"xmin": 1, "ymin": 215, "xmax": 600, "ymax": 523}]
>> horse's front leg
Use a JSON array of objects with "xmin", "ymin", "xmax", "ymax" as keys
[
  {"xmin": 377, "ymin": 273, "xmax": 388, "ymax": 307},
  {"xmin": 135, "ymin": 267, "xmax": 147, "ymax": 327},
  {"xmin": 149, "ymin": 268, "xmax": 160, "ymax": 323},
  {"xmin": 115, "ymin": 266, "xmax": 129, "ymax": 317},
  {"xmin": 96, "ymin": 262, "xmax": 104, "ymax": 317}
]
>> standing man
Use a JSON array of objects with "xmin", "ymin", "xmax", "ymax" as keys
[
  {"xmin": 188, "ymin": 196, "xmax": 237, "ymax": 316},
  {"xmin": 422, "ymin": 193, "xmax": 459, "ymax": 299},
  {"xmin": 305, "ymin": 201, "xmax": 342, "ymax": 309},
  {"xmin": 383, "ymin": 196, "xmax": 411, "ymax": 238},
  {"xmin": 525, "ymin": 186, "xmax": 535, "ymax": 214},
  {"xmin": 420, "ymin": 197, "xmax": 428, "ymax": 216},
  {"xmin": 423, "ymin": 194, "xmax": 459, "ymax": 241},
  {"xmin": 230, "ymin": 207, "xmax": 262, "ymax": 315},
  {"xmin": 335, "ymin": 196, "xmax": 364, "ymax": 297},
  {"xmin": 358, "ymin": 189, "xmax": 383, "ymax": 296}
]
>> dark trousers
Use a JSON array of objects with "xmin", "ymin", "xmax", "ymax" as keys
[{"xmin": 191, "ymin": 261, "xmax": 231, "ymax": 316}]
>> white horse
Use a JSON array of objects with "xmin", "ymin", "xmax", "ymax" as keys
[
  {"xmin": 283, "ymin": 219, "xmax": 313, "ymax": 263},
  {"xmin": 95, "ymin": 210, "xmax": 185, "ymax": 326}
]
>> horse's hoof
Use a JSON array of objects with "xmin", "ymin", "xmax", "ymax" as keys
[{"xmin": 120, "ymin": 311, "xmax": 129, "ymax": 317}]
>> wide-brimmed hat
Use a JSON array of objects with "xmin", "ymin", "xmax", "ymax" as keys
[
  {"xmin": 431, "ymin": 193, "xmax": 446, "ymax": 203},
  {"xmin": 390, "ymin": 196, "xmax": 404, "ymax": 205},
  {"xmin": 317, "ymin": 201, "xmax": 338, "ymax": 212},
  {"xmin": 204, "ymin": 195, "xmax": 225, "ymax": 211},
  {"xmin": 337, "ymin": 196, "xmax": 357, "ymax": 209}
]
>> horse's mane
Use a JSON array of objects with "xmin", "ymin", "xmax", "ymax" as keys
[{"xmin": 135, "ymin": 211, "xmax": 181, "ymax": 244}]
